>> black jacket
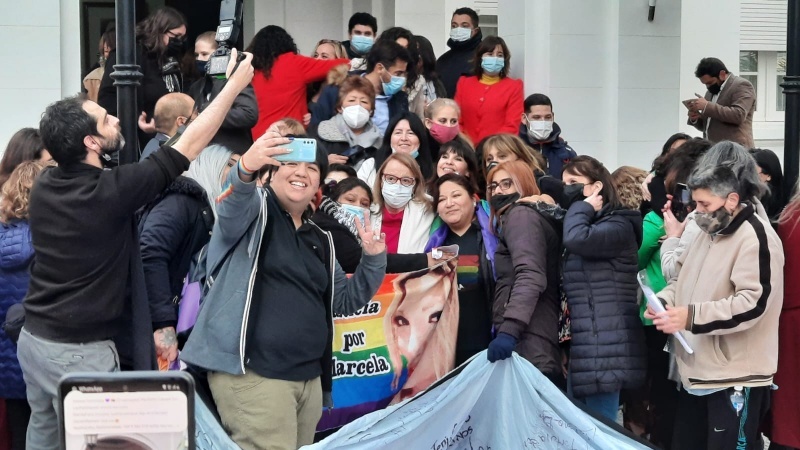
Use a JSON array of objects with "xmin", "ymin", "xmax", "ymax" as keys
[
  {"xmin": 493, "ymin": 204, "xmax": 562, "ymax": 376},
  {"xmin": 436, "ymin": 31, "xmax": 482, "ymax": 99},
  {"xmin": 518, "ymin": 123, "xmax": 578, "ymax": 178},
  {"xmin": 310, "ymin": 83, "xmax": 409, "ymax": 128},
  {"xmin": 137, "ymin": 177, "xmax": 214, "ymax": 330},
  {"xmin": 310, "ymin": 209, "xmax": 426, "ymax": 274},
  {"xmin": 24, "ymin": 146, "xmax": 190, "ymax": 370},
  {"xmin": 98, "ymin": 46, "xmax": 175, "ymax": 121},
  {"xmin": 562, "ymin": 201, "xmax": 647, "ymax": 398},
  {"xmin": 187, "ymin": 77, "xmax": 258, "ymax": 154}
]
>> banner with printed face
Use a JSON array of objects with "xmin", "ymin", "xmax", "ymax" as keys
[
  {"xmin": 316, "ymin": 259, "xmax": 460, "ymax": 431},
  {"xmin": 305, "ymin": 353, "xmax": 655, "ymax": 450}
]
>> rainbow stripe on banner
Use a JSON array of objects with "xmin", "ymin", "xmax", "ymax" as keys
[{"xmin": 317, "ymin": 260, "xmax": 460, "ymax": 431}]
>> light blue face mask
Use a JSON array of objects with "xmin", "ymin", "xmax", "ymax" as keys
[
  {"xmin": 481, "ymin": 56, "xmax": 505, "ymax": 75},
  {"xmin": 350, "ymin": 35, "xmax": 374, "ymax": 55},
  {"xmin": 382, "ymin": 74, "xmax": 406, "ymax": 96},
  {"xmin": 410, "ymin": 150, "xmax": 419, "ymax": 159},
  {"xmin": 340, "ymin": 203, "xmax": 366, "ymax": 223}
]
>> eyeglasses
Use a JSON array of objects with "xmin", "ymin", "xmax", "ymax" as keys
[
  {"xmin": 166, "ymin": 30, "xmax": 185, "ymax": 39},
  {"xmin": 383, "ymin": 174, "xmax": 416, "ymax": 187},
  {"xmin": 487, "ymin": 178, "xmax": 513, "ymax": 192}
]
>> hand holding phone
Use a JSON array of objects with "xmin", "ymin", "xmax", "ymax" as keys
[{"xmin": 670, "ymin": 183, "xmax": 692, "ymax": 222}]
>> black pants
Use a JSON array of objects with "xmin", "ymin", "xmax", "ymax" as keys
[
  {"xmin": 5, "ymin": 398, "xmax": 30, "ymax": 450},
  {"xmin": 673, "ymin": 386, "xmax": 770, "ymax": 450}
]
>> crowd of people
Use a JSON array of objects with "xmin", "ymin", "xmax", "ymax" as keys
[{"xmin": 0, "ymin": 5, "xmax": 797, "ymax": 450}]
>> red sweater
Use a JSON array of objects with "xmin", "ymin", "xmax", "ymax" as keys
[
  {"xmin": 454, "ymin": 75, "xmax": 524, "ymax": 143},
  {"xmin": 250, "ymin": 53, "xmax": 349, "ymax": 139}
]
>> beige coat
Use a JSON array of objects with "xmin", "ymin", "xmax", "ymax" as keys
[
  {"xmin": 658, "ymin": 204, "xmax": 784, "ymax": 390},
  {"xmin": 689, "ymin": 74, "xmax": 756, "ymax": 148}
]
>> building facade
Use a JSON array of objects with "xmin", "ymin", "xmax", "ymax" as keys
[{"xmin": 0, "ymin": 0, "xmax": 788, "ymax": 170}]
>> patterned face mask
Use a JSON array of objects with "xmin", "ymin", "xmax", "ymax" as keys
[{"xmin": 694, "ymin": 203, "xmax": 733, "ymax": 235}]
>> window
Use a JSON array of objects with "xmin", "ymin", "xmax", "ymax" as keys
[
  {"xmin": 776, "ymin": 51, "xmax": 786, "ymax": 112},
  {"xmin": 479, "ymin": 14, "xmax": 498, "ymax": 37},
  {"xmin": 740, "ymin": 51, "xmax": 758, "ymax": 107},
  {"xmin": 739, "ymin": 50, "xmax": 785, "ymax": 122}
]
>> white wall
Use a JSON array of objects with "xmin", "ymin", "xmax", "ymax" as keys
[
  {"xmin": 245, "ymin": 0, "xmax": 344, "ymax": 55},
  {"xmin": 0, "ymin": 0, "xmax": 82, "ymax": 153},
  {"xmin": 500, "ymin": 0, "xmax": 736, "ymax": 170}
]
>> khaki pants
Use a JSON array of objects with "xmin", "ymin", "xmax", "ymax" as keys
[{"xmin": 208, "ymin": 370, "xmax": 322, "ymax": 450}]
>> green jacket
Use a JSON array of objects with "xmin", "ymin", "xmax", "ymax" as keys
[{"xmin": 637, "ymin": 211, "xmax": 666, "ymax": 325}]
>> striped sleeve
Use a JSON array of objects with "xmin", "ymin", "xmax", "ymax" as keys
[{"xmin": 688, "ymin": 216, "xmax": 777, "ymax": 335}]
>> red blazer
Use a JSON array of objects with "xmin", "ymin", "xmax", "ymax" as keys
[
  {"xmin": 454, "ymin": 75, "xmax": 524, "ymax": 143},
  {"xmin": 250, "ymin": 53, "xmax": 349, "ymax": 139},
  {"xmin": 770, "ymin": 206, "xmax": 800, "ymax": 448}
]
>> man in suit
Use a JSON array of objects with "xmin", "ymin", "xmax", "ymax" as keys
[{"xmin": 688, "ymin": 57, "xmax": 756, "ymax": 148}]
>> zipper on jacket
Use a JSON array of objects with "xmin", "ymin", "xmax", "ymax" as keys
[
  {"xmin": 239, "ymin": 194, "xmax": 268, "ymax": 374},
  {"xmin": 324, "ymin": 229, "xmax": 336, "ymax": 410}
]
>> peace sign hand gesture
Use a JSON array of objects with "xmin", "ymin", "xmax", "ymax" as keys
[{"xmin": 354, "ymin": 214, "xmax": 386, "ymax": 256}]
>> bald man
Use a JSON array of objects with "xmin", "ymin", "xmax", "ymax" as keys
[{"xmin": 140, "ymin": 93, "xmax": 195, "ymax": 161}]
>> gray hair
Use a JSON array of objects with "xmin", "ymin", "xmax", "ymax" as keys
[
  {"xmin": 185, "ymin": 145, "xmax": 234, "ymax": 219},
  {"xmin": 687, "ymin": 165, "xmax": 739, "ymax": 199},
  {"xmin": 692, "ymin": 141, "xmax": 766, "ymax": 200}
]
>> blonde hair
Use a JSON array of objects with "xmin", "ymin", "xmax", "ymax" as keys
[
  {"xmin": 195, "ymin": 31, "xmax": 218, "ymax": 48},
  {"xmin": 612, "ymin": 165, "xmax": 649, "ymax": 210},
  {"xmin": 424, "ymin": 98, "xmax": 460, "ymax": 120},
  {"xmin": 312, "ymin": 39, "xmax": 347, "ymax": 59},
  {"xmin": 383, "ymin": 261, "xmax": 459, "ymax": 394},
  {"xmin": 0, "ymin": 161, "xmax": 46, "ymax": 223},
  {"xmin": 374, "ymin": 153, "xmax": 430, "ymax": 210},
  {"xmin": 480, "ymin": 134, "xmax": 543, "ymax": 176},
  {"xmin": 271, "ymin": 117, "xmax": 306, "ymax": 136}
]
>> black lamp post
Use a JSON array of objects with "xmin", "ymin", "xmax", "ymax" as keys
[
  {"xmin": 109, "ymin": 0, "xmax": 142, "ymax": 165},
  {"xmin": 782, "ymin": 0, "xmax": 800, "ymax": 197}
]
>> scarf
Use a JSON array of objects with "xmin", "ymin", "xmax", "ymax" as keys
[
  {"xmin": 319, "ymin": 196, "xmax": 361, "ymax": 244},
  {"xmin": 161, "ymin": 57, "xmax": 182, "ymax": 93},
  {"xmin": 334, "ymin": 114, "xmax": 383, "ymax": 149}
]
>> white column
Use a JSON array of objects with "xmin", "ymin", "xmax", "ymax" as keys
[{"xmin": 60, "ymin": 0, "xmax": 82, "ymax": 97}]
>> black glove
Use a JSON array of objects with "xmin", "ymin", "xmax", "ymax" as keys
[{"xmin": 487, "ymin": 332, "xmax": 517, "ymax": 362}]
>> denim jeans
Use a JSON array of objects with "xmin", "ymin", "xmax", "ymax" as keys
[
  {"xmin": 16, "ymin": 328, "xmax": 119, "ymax": 450},
  {"xmin": 579, "ymin": 390, "xmax": 621, "ymax": 423}
]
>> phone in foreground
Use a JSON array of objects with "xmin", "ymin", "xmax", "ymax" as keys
[
  {"xmin": 671, "ymin": 182, "xmax": 692, "ymax": 222},
  {"xmin": 59, "ymin": 371, "xmax": 194, "ymax": 450},
  {"xmin": 273, "ymin": 137, "xmax": 318, "ymax": 163}
]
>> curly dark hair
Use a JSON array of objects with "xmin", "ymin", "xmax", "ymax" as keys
[
  {"xmin": 39, "ymin": 96, "xmax": 98, "ymax": 167},
  {"xmin": 246, "ymin": 25, "xmax": 298, "ymax": 79},
  {"xmin": 135, "ymin": 7, "xmax": 186, "ymax": 56}
]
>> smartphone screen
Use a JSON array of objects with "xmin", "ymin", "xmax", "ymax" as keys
[
  {"xmin": 671, "ymin": 183, "xmax": 691, "ymax": 222},
  {"xmin": 273, "ymin": 138, "xmax": 318, "ymax": 163},
  {"xmin": 60, "ymin": 371, "xmax": 194, "ymax": 450}
]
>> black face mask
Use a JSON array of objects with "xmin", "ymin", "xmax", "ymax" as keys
[
  {"xmin": 489, "ymin": 193, "xmax": 520, "ymax": 213},
  {"xmin": 195, "ymin": 60, "xmax": 207, "ymax": 74},
  {"xmin": 560, "ymin": 183, "xmax": 586, "ymax": 209},
  {"xmin": 708, "ymin": 80, "xmax": 722, "ymax": 95},
  {"xmin": 93, "ymin": 135, "xmax": 124, "ymax": 168},
  {"xmin": 166, "ymin": 36, "xmax": 187, "ymax": 56}
]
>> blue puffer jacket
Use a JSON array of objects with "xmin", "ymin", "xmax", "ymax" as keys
[
  {"xmin": 562, "ymin": 202, "xmax": 647, "ymax": 398},
  {"xmin": 0, "ymin": 220, "xmax": 34, "ymax": 399}
]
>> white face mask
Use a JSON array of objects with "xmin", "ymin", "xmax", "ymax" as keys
[
  {"xmin": 526, "ymin": 119, "xmax": 554, "ymax": 141},
  {"xmin": 382, "ymin": 182, "xmax": 414, "ymax": 210},
  {"xmin": 449, "ymin": 27, "xmax": 472, "ymax": 42},
  {"xmin": 341, "ymin": 105, "xmax": 370, "ymax": 129}
]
